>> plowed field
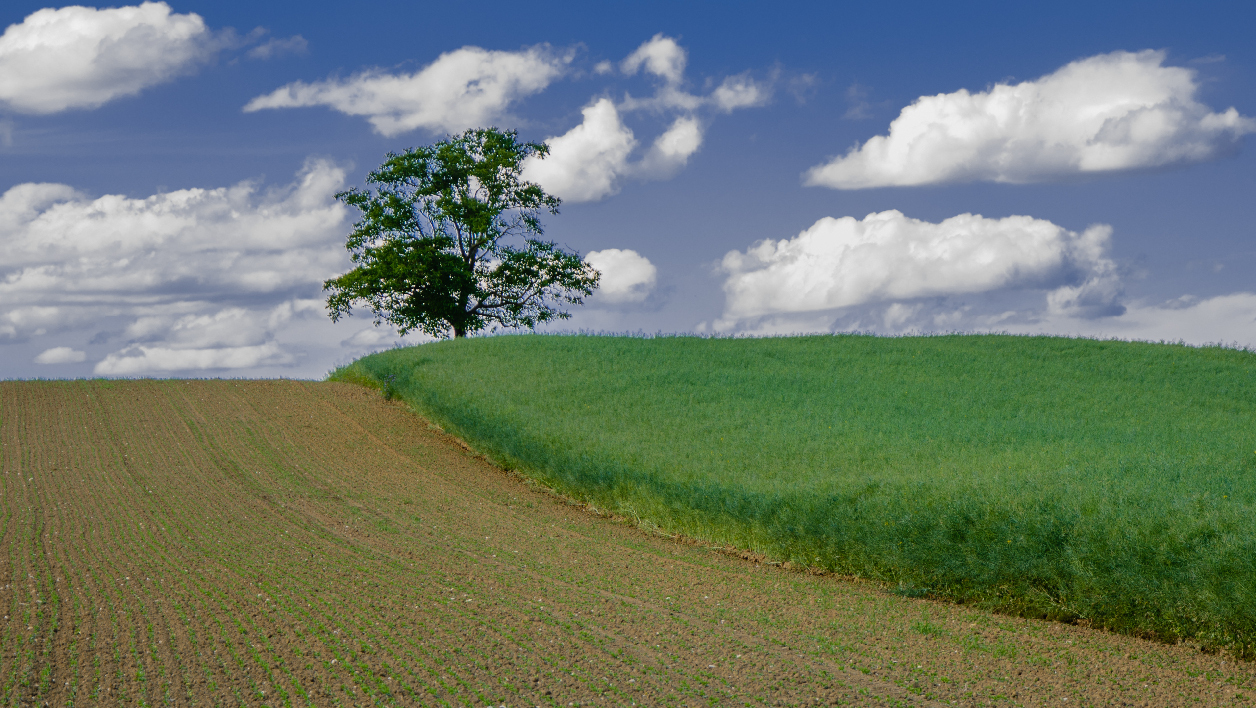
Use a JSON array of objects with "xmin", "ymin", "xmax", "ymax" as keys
[{"xmin": 0, "ymin": 380, "xmax": 1251, "ymax": 707}]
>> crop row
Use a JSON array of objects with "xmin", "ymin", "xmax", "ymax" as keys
[{"xmin": 1, "ymin": 380, "xmax": 776, "ymax": 706}]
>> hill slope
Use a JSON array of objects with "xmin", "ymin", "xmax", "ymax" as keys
[
  {"xmin": 0, "ymin": 379, "xmax": 1250, "ymax": 706},
  {"xmin": 336, "ymin": 334, "xmax": 1256, "ymax": 657}
]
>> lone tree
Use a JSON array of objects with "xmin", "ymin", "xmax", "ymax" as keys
[{"xmin": 325, "ymin": 128, "xmax": 599, "ymax": 338}]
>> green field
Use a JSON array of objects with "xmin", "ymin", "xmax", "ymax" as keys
[{"xmin": 333, "ymin": 333, "xmax": 1256, "ymax": 657}]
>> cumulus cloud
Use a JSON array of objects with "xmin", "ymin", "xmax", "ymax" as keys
[
  {"xmin": 617, "ymin": 34, "xmax": 769, "ymax": 115},
  {"xmin": 0, "ymin": 305, "xmax": 77, "ymax": 341},
  {"xmin": 716, "ymin": 210, "xmax": 1120, "ymax": 329},
  {"xmin": 523, "ymin": 35, "xmax": 766, "ymax": 202},
  {"xmin": 34, "ymin": 346, "xmax": 85, "ymax": 364},
  {"xmin": 0, "ymin": 159, "xmax": 347, "ymax": 311},
  {"xmin": 120, "ymin": 304, "xmax": 312, "ymax": 349},
  {"xmin": 244, "ymin": 45, "xmax": 569, "ymax": 136},
  {"xmin": 522, "ymin": 100, "xmax": 707, "ymax": 201},
  {"xmin": 520, "ymin": 99, "xmax": 636, "ymax": 201},
  {"xmin": 93, "ymin": 301, "xmax": 326, "ymax": 375},
  {"xmin": 523, "ymin": 99, "xmax": 706, "ymax": 201},
  {"xmin": 584, "ymin": 249, "xmax": 657, "ymax": 304},
  {"xmin": 96, "ymin": 342, "xmax": 285, "ymax": 375},
  {"xmin": 0, "ymin": 160, "xmax": 353, "ymax": 375},
  {"xmin": 0, "ymin": 2, "xmax": 218, "ymax": 114},
  {"xmin": 806, "ymin": 50, "xmax": 1256, "ymax": 189},
  {"xmin": 621, "ymin": 34, "xmax": 687, "ymax": 85},
  {"xmin": 640, "ymin": 116, "xmax": 704, "ymax": 175}
]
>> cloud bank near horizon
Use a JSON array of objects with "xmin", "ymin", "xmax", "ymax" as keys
[
  {"xmin": 704, "ymin": 210, "xmax": 1256, "ymax": 351},
  {"xmin": 805, "ymin": 50, "xmax": 1255, "ymax": 189},
  {"xmin": 715, "ymin": 210, "xmax": 1122, "ymax": 331},
  {"xmin": 0, "ymin": 160, "xmax": 354, "ymax": 375},
  {"xmin": 711, "ymin": 291, "xmax": 1256, "ymax": 355},
  {"xmin": 0, "ymin": 158, "xmax": 659, "ymax": 376}
]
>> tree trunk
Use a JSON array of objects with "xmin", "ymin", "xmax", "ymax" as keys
[{"xmin": 454, "ymin": 290, "xmax": 470, "ymax": 338}]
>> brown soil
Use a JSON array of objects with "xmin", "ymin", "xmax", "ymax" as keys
[{"xmin": 0, "ymin": 379, "xmax": 1251, "ymax": 707}]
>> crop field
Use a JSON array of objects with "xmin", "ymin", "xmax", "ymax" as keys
[
  {"xmin": 0, "ymin": 378, "xmax": 1252, "ymax": 707},
  {"xmin": 337, "ymin": 333, "xmax": 1256, "ymax": 658}
]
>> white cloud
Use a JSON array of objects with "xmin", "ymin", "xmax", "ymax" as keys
[
  {"xmin": 0, "ymin": 159, "xmax": 347, "ymax": 315},
  {"xmin": 0, "ymin": 2, "xmax": 217, "ymax": 114},
  {"xmin": 244, "ymin": 45, "xmax": 569, "ymax": 136},
  {"xmin": 246, "ymin": 34, "xmax": 307, "ymax": 60},
  {"xmin": 1045, "ymin": 263, "xmax": 1124, "ymax": 319},
  {"xmin": 520, "ymin": 98, "xmax": 636, "ymax": 202},
  {"xmin": 96, "ymin": 342, "xmax": 287, "ymax": 375},
  {"xmin": 584, "ymin": 249, "xmax": 657, "ymax": 303},
  {"xmin": 1, "ymin": 305, "xmax": 97, "ymax": 343},
  {"xmin": 712, "ymin": 291, "xmax": 1256, "ymax": 351},
  {"xmin": 616, "ymin": 35, "xmax": 769, "ymax": 115},
  {"xmin": 806, "ymin": 50, "xmax": 1256, "ymax": 189},
  {"xmin": 123, "ymin": 305, "xmax": 296, "ymax": 349},
  {"xmin": 523, "ymin": 35, "xmax": 767, "ymax": 203},
  {"xmin": 1003, "ymin": 292, "xmax": 1256, "ymax": 347},
  {"xmin": 640, "ymin": 116, "xmax": 703, "ymax": 175},
  {"xmin": 711, "ymin": 73, "xmax": 769, "ymax": 112},
  {"xmin": 522, "ymin": 103, "xmax": 705, "ymax": 202},
  {"xmin": 92, "ymin": 301, "xmax": 328, "ymax": 375},
  {"xmin": 341, "ymin": 327, "xmax": 397, "ymax": 348},
  {"xmin": 706, "ymin": 290, "xmax": 1256, "ymax": 353},
  {"xmin": 717, "ymin": 210, "xmax": 1120, "ymax": 328},
  {"xmin": 620, "ymin": 34, "xmax": 686, "ymax": 85},
  {"xmin": 34, "ymin": 346, "xmax": 85, "ymax": 364},
  {"xmin": 338, "ymin": 325, "xmax": 434, "ymax": 350},
  {"xmin": 0, "ymin": 160, "xmax": 355, "ymax": 375}
]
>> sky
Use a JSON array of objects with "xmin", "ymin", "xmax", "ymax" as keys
[{"xmin": 1, "ymin": 0, "xmax": 1254, "ymax": 379}]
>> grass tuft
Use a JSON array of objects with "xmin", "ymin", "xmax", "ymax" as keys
[
  {"xmin": 911, "ymin": 620, "xmax": 946, "ymax": 638},
  {"xmin": 326, "ymin": 362, "xmax": 382, "ymax": 391}
]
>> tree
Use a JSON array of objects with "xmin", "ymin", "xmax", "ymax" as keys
[{"xmin": 324, "ymin": 128, "xmax": 599, "ymax": 338}]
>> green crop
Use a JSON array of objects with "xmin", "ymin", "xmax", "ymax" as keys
[{"xmin": 334, "ymin": 333, "xmax": 1256, "ymax": 656}]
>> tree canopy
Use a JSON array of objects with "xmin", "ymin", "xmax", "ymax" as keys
[{"xmin": 325, "ymin": 128, "xmax": 599, "ymax": 338}]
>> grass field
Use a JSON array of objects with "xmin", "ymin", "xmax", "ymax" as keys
[{"xmin": 334, "ymin": 333, "xmax": 1256, "ymax": 657}]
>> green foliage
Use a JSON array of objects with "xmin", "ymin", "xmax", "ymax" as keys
[
  {"xmin": 324, "ymin": 128, "xmax": 599, "ymax": 338},
  {"xmin": 326, "ymin": 362, "xmax": 381, "ymax": 390},
  {"xmin": 343, "ymin": 333, "xmax": 1256, "ymax": 656},
  {"xmin": 911, "ymin": 619, "xmax": 946, "ymax": 638}
]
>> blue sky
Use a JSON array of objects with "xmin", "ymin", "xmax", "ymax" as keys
[{"xmin": 1, "ymin": 0, "xmax": 1254, "ymax": 377}]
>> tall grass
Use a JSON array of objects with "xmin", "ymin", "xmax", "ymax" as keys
[{"xmin": 331, "ymin": 334, "xmax": 1256, "ymax": 655}]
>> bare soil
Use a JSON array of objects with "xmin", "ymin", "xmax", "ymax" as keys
[{"xmin": 0, "ymin": 379, "xmax": 1251, "ymax": 707}]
